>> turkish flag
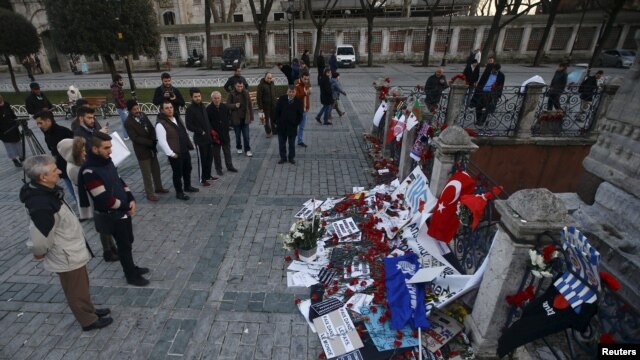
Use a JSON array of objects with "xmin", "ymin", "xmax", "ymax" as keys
[
  {"xmin": 427, "ymin": 171, "xmax": 476, "ymax": 243},
  {"xmin": 459, "ymin": 187, "xmax": 502, "ymax": 230}
]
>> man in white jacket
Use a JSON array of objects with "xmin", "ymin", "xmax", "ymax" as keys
[{"xmin": 19, "ymin": 155, "xmax": 113, "ymax": 331}]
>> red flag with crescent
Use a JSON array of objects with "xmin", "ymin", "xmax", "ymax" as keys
[{"xmin": 427, "ymin": 171, "xmax": 476, "ymax": 243}]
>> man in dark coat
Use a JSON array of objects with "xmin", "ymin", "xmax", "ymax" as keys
[
  {"xmin": 124, "ymin": 100, "xmax": 168, "ymax": 202},
  {"xmin": 472, "ymin": 63, "xmax": 505, "ymax": 126},
  {"xmin": 185, "ymin": 87, "xmax": 219, "ymax": 185},
  {"xmin": 256, "ymin": 72, "xmax": 277, "ymax": 137},
  {"xmin": 206, "ymin": 91, "xmax": 238, "ymax": 175},
  {"xmin": 278, "ymin": 63, "xmax": 294, "ymax": 85},
  {"xmin": 0, "ymin": 95, "xmax": 22, "ymax": 167},
  {"xmin": 328, "ymin": 49, "xmax": 338, "ymax": 77},
  {"xmin": 578, "ymin": 70, "xmax": 604, "ymax": 118},
  {"xmin": 315, "ymin": 68, "xmax": 334, "ymax": 125},
  {"xmin": 316, "ymin": 51, "xmax": 326, "ymax": 82},
  {"xmin": 34, "ymin": 111, "xmax": 75, "ymax": 198},
  {"xmin": 223, "ymin": 67, "xmax": 249, "ymax": 93},
  {"xmin": 25, "ymin": 82, "xmax": 53, "ymax": 116},
  {"xmin": 301, "ymin": 50, "xmax": 311, "ymax": 67},
  {"xmin": 547, "ymin": 63, "xmax": 568, "ymax": 111},
  {"xmin": 424, "ymin": 67, "xmax": 449, "ymax": 113},
  {"xmin": 275, "ymin": 86, "xmax": 303, "ymax": 164},
  {"xmin": 152, "ymin": 72, "xmax": 185, "ymax": 119}
]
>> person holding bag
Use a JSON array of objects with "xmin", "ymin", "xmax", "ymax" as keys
[{"xmin": 256, "ymin": 72, "xmax": 277, "ymax": 137}]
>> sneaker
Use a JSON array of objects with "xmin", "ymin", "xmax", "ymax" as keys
[
  {"xmin": 246, "ymin": 151, "xmax": 253, "ymax": 157},
  {"xmin": 135, "ymin": 266, "xmax": 150, "ymax": 275},
  {"xmin": 297, "ymin": 143, "xmax": 308, "ymax": 148},
  {"xmin": 200, "ymin": 180, "xmax": 211, "ymax": 187},
  {"xmin": 237, "ymin": 149, "xmax": 243, "ymax": 154},
  {"xmin": 184, "ymin": 186, "xmax": 200, "ymax": 192},
  {"xmin": 82, "ymin": 317, "xmax": 113, "ymax": 331},
  {"xmin": 208, "ymin": 176, "xmax": 220, "ymax": 181},
  {"xmin": 315, "ymin": 117, "xmax": 322, "ymax": 124},
  {"xmin": 227, "ymin": 167, "xmax": 238, "ymax": 173}
]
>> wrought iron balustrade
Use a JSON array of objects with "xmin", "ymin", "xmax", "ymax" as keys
[
  {"xmin": 532, "ymin": 87, "xmax": 602, "ymax": 137},
  {"xmin": 455, "ymin": 86, "xmax": 525, "ymax": 137}
]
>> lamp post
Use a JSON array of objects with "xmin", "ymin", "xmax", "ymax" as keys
[
  {"xmin": 441, "ymin": 0, "xmax": 455, "ymax": 67},
  {"xmin": 114, "ymin": 0, "xmax": 137, "ymax": 99},
  {"xmin": 286, "ymin": 1, "xmax": 295, "ymax": 64}
]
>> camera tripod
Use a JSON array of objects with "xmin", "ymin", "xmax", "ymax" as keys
[{"xmin": 18, "ymin": 119, "xmax": 46, "ymax": 183}]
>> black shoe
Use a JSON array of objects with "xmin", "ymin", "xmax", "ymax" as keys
[
  {"xmin": 95, "ymin": 308, "xmax": 111, "ymax": 317},
  {"xmin": 297, "ymin": 143, "xmax": 308, "ymax": 148},
  {"xmin": 315, "ymin": 117, "xmax": 322, "ymax": 124},
  {"xmin": 289, "ymin": 159, "xmax": 296, "ymax": 165},
  {"xmin": 103, "ymin": 251, "xmax": 119, "ymax": 262},
  {"xmin": 135, "ymin": 266, "xmax": 150, "ymax": 275},
  {"xmin": 227, "ymin": 167, "xmax": 238, "ymax": 172},
  {"xmin": 216, "ymin": 169, "xmax": 224, "ymax": 176},
  {"xmin": 82, "ymin": 317, "xmax": 113, "ymax": 331},
  {"xmin": 126, "ymin": 276, "xmax": 150, "ymax": 287},
  {"xmin": 184, "ymin": 186, "xmax": 199, "ymax": 193},
  {"xmin": 12, "ymin": 159, "xmax": 22, "ymax": 167},
  {"xmin": 176, "ymin": 193, "xmax": 190, "ymax": 201},
  {"xmin": 278, "ymin": 159, "xmax": 286, "ymax": 164}
]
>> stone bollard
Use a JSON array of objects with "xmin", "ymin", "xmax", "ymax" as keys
[
  {"xmin": 516, "ymin": 82, "xmax": 545, "ymax": 138},
  {"xmin": 430, "ymin": 125, "xmax": 478, "ymax": 196},
  {"xmin": 445, "ymin": 84, "xmax": 468, "ymax": 126},
  {"xmin": 465, "ymin": 188, "xmax": 568, "ymax": 357}
]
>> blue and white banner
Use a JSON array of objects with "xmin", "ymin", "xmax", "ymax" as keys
[{"xmin": 383, "ymin": 253, "xmax": 429, "ymax": 330}]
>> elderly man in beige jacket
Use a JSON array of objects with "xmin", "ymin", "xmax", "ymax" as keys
[{"xmin": 19, "ymin": 154, "xmax": 113, "ymax": 331}]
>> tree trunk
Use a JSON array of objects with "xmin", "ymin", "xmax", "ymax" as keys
[
  {"xmin": 258, "ymin": 25, "xmax": 267, "ymax": 67},
  {"xmin": 102, "ymin": 54, "xmax": 117, "ymax": 80},
  {"xmin": 421, "ymin": 2, "xmax": 439, "ymax": 67},
  {"xmin": 313, "ymin": 28, "xmax": 323, "ymax": 68},
  {"xmin": 205, "ymin": 0, "xmax": 213, "ymax": 68},
  {"xmin": 220, "ymin": 0, "xmax": 227, "ymax": 23},
  {"xmin": 366, "ymin": 16, "xmax": 374, "ymax": 67},
  {"xmin": 227, "ymin": 0, "xmax": 237, "ymax": 23},
  {"xmin": 532, "ymin": 1, "xmax": 559, "ymax": 67},
  {"xmin": 210, "ymin": 0, "xmax": 221, "ymax": 23},
  {"xmin": 588, "ymin": 0, "xmax": 625, "ymax": 70},
  {"xmin": 403, "ymin": 0, "xmax": 411, "ymax": 17},
  {"xmin": 5, "ymin": 55, "xmax": 19, "ymax": 93},
  {"xmin": 480, "ymin": 0, "xmax": 507, "ymax": 64}
]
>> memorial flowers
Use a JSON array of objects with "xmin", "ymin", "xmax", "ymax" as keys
[
  {"xmin": 528, "ymin": 248, "xmax": 556, "ymax": 278},
  {"xmin": 280, "ymin": 216, "xmax": 325, "ymax": 251},
  {"xmin": 373, "ymin": 77, "xmax": 392, "ymax": 100}
]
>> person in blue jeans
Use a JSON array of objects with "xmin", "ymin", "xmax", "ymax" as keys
[
  {"xmin": 294, "ymin": 72, "xmax": 311, "ymax": 147},
  {"xmin": 315, "ymin": 68, "xmax": 333, "ymax": 125},
  {"xmin": 110, "ymin": 75, "xmax": 129, "ymax": 140},
  {"xmin": 227, "ymin": 81, "xmax": 254, "ymax": 157}
]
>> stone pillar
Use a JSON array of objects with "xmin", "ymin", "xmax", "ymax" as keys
[
  {"xmin": 268, "ymin": 33, "xmax": 275, "ymax": 58},
  {"xmin": 495, "ymin": 28, "xmax": 506, "ymax": 58},
  {"xmin": 398, "ymin": 102, "xmax": 428, "ymax": 180},
  {"xmin": 430, "ymin": 126, "xmax": 479, "ymax": 196},
  {"xmin": 465, "ymin": 189, "xmax": 568, "ymax": 357},
  {"xmin": 450, "ymin": 27, "xmax": 461, "ymax": 58},
  {"xmin": 519, "ymin": 25, "xmax": 532, "ymax": 54},
  {"xmin": 178, "ymin": 35, "xmax": 189, "ymax": 61},
  {"xmin": 516, "ymin": 82, "xmax": 545, "ymax": 138},
  {"xmin": 445, "ymin": 84, "xmax": 467, "ymax": 126}
]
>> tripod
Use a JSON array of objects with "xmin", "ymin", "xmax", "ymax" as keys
[{"xmin": 17, "ymin": 118, "xmax": 46, "ymax": 183}]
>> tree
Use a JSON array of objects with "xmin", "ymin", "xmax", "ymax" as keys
[
  {"xmin": 588, "ymin": 0, "xmax": 626, "ymax": 70},
  {"xmin": 206, "ymin": 0, "xmax": 237, "ymax": 68},
  {"xmin": 0, "ymin": 9, "xmax": 40, "ymax": 93},
  {"xmin": 532, "ymin": 0, "xmax": 561, "ymax": 66},
  {"xmin": 248, "ymin": 0, "xmax": 275, "ymax": 67},
  {"xmin": 305, "ymin": 0, "xmax": 338, "ymax": 67},
  {"xmin": 359, "ymin": 0, "xmax": 388, "ymax": 67},
  {"xmin": 480, "ymin": 0, "xmax": 540, "ymax": 65},
  {"xmin": 43, "ymin": 0, "xmax": 160, "ymax": 80},
  {"xmin": 421, "ymin": 0, "xmax": 441, "ymax": 67}
]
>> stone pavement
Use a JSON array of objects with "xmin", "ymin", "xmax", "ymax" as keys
[{"xmin": 0, "ymin": 63, "xmax": 628, "ymax": 360}]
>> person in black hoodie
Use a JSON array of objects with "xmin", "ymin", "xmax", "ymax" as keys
[
  {"xmin": 20, "ymin": 154, "xmax": 113, "ymax": 331},
  {"xmin": 315, "ymin": 68, "xmax": 334, "ymax": 125},
  {"xmin": 223, "ymin": 67, "xmax": 250, "ymax": 93},
  {"xmin": 25, "ymin": 82, "xmax": 53, "ymax": 116},
  {"xmin": 185, "ymin": 88, "xmax": 219, "ymax": 185},
  {"xmin": 34, "ymin": 111, "xmax": 75, "ymax": 199},
  {"xmin": 316, "ymin": 50, "xmax": 326, "ymax": 82},
  {"xmin": 547, "ymin": 63, "xmax": 568, "ymax": 111}
]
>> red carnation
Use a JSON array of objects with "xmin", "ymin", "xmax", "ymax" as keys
[
  {"xmin": 505, "ymin": 285, "xmax": 535, "ymax": 308},
  {"xmin": 311, "ymin": 293, "xmax": 319, "ymax": 301},
  {"xmin": 284, "ymin": 255, "xmax": 292, "ymax": 262},
  {"xmin": 318, "ymin": 351, "xmax": 327, "ymax": 359},
  {"xmin": 600, "ymin": 333, "xmax": 615, "ymax": 344},
  {"xmin": 600, "ymin": 272, "xmax": 621, "ymax": 292},
  {"xmin": 370, "ymin": 306, "xmax": 378, "ymax": 313},
  {"xmin": 294, "ymin": 249, "xmax": 299, "ymax": 259},
  {"xmin": 393, "ymin": 340, "xmax": 402, "ymax": 347},
  {"xmin": 294, "ymin": 298, "xmax": 301, "ymax": 305},
  {"xmin": 346, "ymin": 303, "xmax": 353, "ymax": 308},
  {"xmin": 542, "ymin": 245, "xmax": 557, "ymax": 262}
]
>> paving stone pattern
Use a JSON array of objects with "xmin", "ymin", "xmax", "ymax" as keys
[{"xmin": 2, "ymin": 63, "xmax": 608, "ymax": 359}]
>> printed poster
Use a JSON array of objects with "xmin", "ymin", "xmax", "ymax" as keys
[{"xmin": 313, "ymin": 307, "xmax": 364, "ymax": 358}]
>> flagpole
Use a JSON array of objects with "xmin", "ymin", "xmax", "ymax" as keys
[{"xmin": 419, "ymin": 327, "xmax": 423, "ymax": 360}]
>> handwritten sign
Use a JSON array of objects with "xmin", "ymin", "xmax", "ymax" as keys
[{"xmin": 313, "ymin": 307, "xmax": 364, "ymax": 358}]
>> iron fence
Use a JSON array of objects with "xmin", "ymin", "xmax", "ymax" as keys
[
  {"xmin": 532, "ymin": 87, "xmax": 602, "ymax": 137},
  {"xmin": 455, "ymin": 86, "xmax": 525, "ymax": 137}
]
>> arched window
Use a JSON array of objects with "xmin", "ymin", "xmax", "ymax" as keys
[{"xmin": 163, "ymin": 11, "xmax": 176, "ymax": 25}]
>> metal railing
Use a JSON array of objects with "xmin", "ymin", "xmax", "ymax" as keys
[
  {"xmin": 532, "ymin": 87, "xmax": 603, "ymax": 137},
  {"xmin": 455, "ymin": 86, "xmax": 525, "ymax": 137}
]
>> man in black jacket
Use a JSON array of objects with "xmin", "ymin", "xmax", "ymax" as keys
[
  {"xmin": 206, "ymin": 91, "xmax": 238, "ymax": 175},
  {"xmin": 473, "ymin": 63, "xmax": 505, "ymax": 126},
  {"xmin": 424, "ymin": 67, "xmax": 449, "ymax": 113},
  {"xmin": 34, "ymin": 111, "xmax": 75, "ymax": 199},
  {"xmin": 275, "ymin": 86, "xmax": 303, "ymax": 164},
  {"xmin": 578, "ymin": 70, "xmax": 604, "ymax": 117},
  {"xmin": 315, "ymin": 69, "xmax": 333, "ymax": 125},
  {"xmin": 152, "ymin": 72, "xmax": 185, "ymax": 119},
  {"xmin": 223, "ymin": 67, "xmax": 249, "ymax": 93},
  {"xmin": 25, "ymin": 82, "xmax": 53, "ymax": 116},
  {"xmin": 185, "ymin": 88, "xmax": 219, "ymax": 185},
  {"xmin": 547, "ymin": 63, "xmax": 568, "ymax": 111},
  {"xmin": 316, "ymin": 51, "xmax": 326, "ymax": 82}
]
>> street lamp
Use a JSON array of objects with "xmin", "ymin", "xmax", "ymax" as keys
[
  {"xmin": 113, "ymin": 0, "xmax": 137, "ymax": 99},
  {"xmin": 285, "ymin": 1, "xmax": 295, "ymax": 64}
]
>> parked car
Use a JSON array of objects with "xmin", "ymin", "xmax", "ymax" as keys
[
  {"xmin": 596, "ymin": 49, "xmax": 635, "ymax": 68},
  {"xmin": 221, "ymin": 47, "xmax": 246, "ymax": 70},
  {"xmin": 336, "ymin": 45, "xmax": 357, "ymax": 68}
]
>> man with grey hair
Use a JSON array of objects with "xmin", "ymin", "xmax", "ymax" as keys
[
  {"xmin": 206, "ymin": 91, "xmax": 238, "ymax": 174},
  {"xmin": 20, "ymin": 155, "xmax": 113, "ymax": 331}
]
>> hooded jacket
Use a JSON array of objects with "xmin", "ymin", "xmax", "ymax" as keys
[
  {"xmin": 57, "ymin": 139, "xmax": 92, "ymax": 219},
  {"xmin": 19, "ymin": 182, "xmax": 91, "ymax": 273}
]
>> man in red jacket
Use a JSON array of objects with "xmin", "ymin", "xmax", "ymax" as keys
[{"xmin": 110, "ymin": 74, "xmax": 129, "ymax": 140}]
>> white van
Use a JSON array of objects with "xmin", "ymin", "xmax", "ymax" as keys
[{"xmin": 336, "ymin": 45, "xmax": 357, "ymax": 68}]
